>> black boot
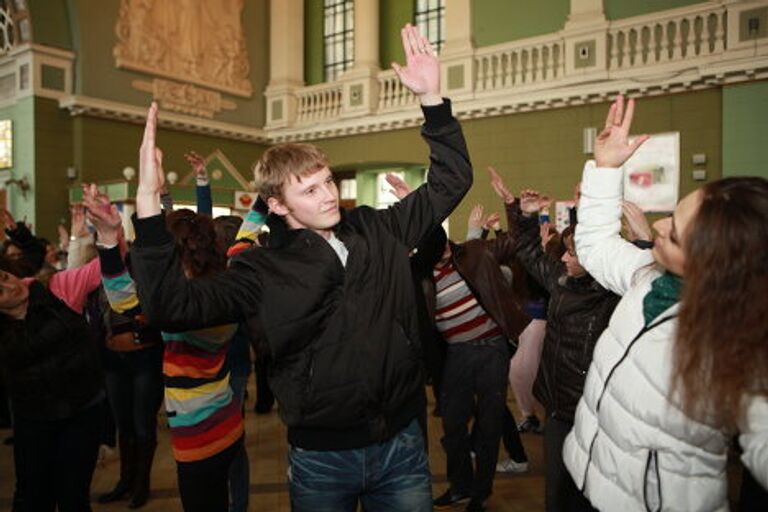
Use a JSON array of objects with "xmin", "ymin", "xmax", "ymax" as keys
[
  {"xmin": 128, "ymin": 439, "xmax": 156, "ymax": 509},
  {"xmin": 98, "ymin": 434, "xmax": 136, "ymax": 503}
]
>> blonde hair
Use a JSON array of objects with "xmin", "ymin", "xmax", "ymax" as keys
[{"xmin": 253, "ymin": 143, "xmax": 329, "ymax": 200}]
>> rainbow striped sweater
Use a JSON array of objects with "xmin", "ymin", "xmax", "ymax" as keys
[{"xmin": 98, "ymin": 245, "xmax": 242, "ymax": 462}]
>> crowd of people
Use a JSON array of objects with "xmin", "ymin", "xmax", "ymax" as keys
[{"xmin": 1, "ymin": 24, "xmax": 767, "ymax": 512}]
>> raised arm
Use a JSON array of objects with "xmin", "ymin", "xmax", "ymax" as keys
[
  {"xmin": 466, "ymin": 204, "xmax": 484, "ymax": 241},
  {"xmin": 575, "ymin": 96, "xmax": 653, "ymax": 296},
  {"xmin": 2, "ymin": 209, "xmax": 46, "ymax": 273},
  {"xmin": 185, "ymin": 150, "xmax": 213, "ymax": 216},
  {"xmin": 513, "ymin": 191, "xmax": 562, "ymax": 293},
  {"xmin": 121, "ymin": 105, "xmax": 261, "ymax": 331},
  {"xmin": 375, "ymin": 24, "xmax": 472, "ymax": 248}
]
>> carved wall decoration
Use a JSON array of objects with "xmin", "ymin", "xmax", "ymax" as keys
[
  {"xmin": 114, "ymin": 0, "xmax": 252, "ymax": 98},
  {"xmin": 132, "ymin": 79, "xmax": 236, "ymax": 118}
]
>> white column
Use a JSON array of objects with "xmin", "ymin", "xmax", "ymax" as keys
[
  {"xmin": 341, "ymin": 0, "xmax": 380, "ymax": 117},
  {"xmin": 265, "ymin": 0, "xmax": 304, "ymax": 128},
  {"xmin": 440, "ymin": 0, "xmax": 474, "ymax": 100},
  {"xmin": 442, "ymin": 0, "xmax": 473, "ymax": 55},
  {"xmin": 563, "ymin": 0, "xmax": 608, "ymax": 77},
  {"xmin": 567, "ymin": 0, "xmax": 605, "ymax": 24},
  {"xmin": 352, "ymin": 0, "xmax": 380, "ymax": 72}
]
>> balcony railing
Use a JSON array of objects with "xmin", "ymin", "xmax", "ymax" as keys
[{"xmin": 275, "ymin": 1, "xmax": 767, "ymax": 134}]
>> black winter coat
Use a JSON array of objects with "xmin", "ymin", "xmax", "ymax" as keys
[
  {"xmin": 0, "ymin": 282, "xmax": 103, "ymax": 420},
  {"xmin": 130, "ymin": 101, "xmax": 473, "ymax": 450},
  {"xmin": 515, "ymin": 214, "xmax": 620, "ymax": 423}
]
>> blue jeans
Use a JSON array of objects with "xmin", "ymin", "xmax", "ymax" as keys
[{"xmin": 288, "ymin": 419, "xmax": 432, "ymax": 512}]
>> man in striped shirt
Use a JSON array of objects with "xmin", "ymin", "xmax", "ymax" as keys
[{"xmin": 413, "ymin": 227, "xmax": 530, "ymax": 512}]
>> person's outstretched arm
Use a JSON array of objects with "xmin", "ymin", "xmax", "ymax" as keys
[
  {"xmin": 375, "ymin": 24, "xmax": 472, "ymax": 248},
  {"xmin": 185, "ymin": 150, "xmax": 213, "ymax": 216},
  {"xmin": 120, "ymin": 106, "xmax": 261, "ymax": 331},
  {"xmin": 575, "ymin": 96, "xmax": 652, "ymax": 296}
]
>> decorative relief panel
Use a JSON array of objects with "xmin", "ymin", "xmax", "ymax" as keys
[
  {"xmin": 114, "ymin": 0, "xmax": 252, "ymax": 98},
  {"xmin": 132, "ymin": 79, "xmax": 236, "ymax": 118}
]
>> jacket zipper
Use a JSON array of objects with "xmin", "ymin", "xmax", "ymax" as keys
[
  {"xmin": 551, "ymin": 293, "xmax": 566, "ymax": 414},
  {"xmin": 580, "ymin": 314, "xmax": 676, "ymax": 493},
  {"xmin": 582, "ymin": 318, "xmax": 595, "ymax": 374},
  {"xmin": 643, "ymin": 449, "xmax": 662, "ymax": 512}
]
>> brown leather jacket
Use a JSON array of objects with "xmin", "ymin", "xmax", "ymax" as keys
[{"xmin": 412, "ymin": 227, "xmax": 531, "ymax": 347}]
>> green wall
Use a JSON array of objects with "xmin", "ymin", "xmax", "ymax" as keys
[
  {"xmin": 27, "ymin": 100, "xmax": 269, "ymax": 240},
  {"xmin": 723, "ymin": 81, "xmax": 768, "ymax": 178},
  {"xmin": 315, "ymin": 89, "xmax": 722, "ymax": 238},
  {"xmin": 604, "ymin": 0, "xmax": 703, "ymax": 20},
  {"xmin": 472, "ymin": 0, "xmax": 570, "ymax": 47},
  {"xmin": 305, "ymin": 0, "xmax": 324, "ymax": 85},
  {"xmin": 29, "ymin": 0, "xmax": 73, "ymax": 50},
  {"xmin": 380, "ymin": 1, "xmax": 413, "ymax": 68},
  {"xmin": 34, "ymin": 98, "xmax": 74, "ymax": 239},
  {"xmin": 60, "ymin": 0, "xmax": 269, "ymax": 128},
  {"xmin": 0, "ymin": 98, "xmax": 35, "ymax": 230},
  {"xmin": 72, "ymin": 117, "xmax": 269, "ymax": 187}
]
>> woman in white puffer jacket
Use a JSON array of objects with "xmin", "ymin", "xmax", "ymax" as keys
[{"xmin": 563, "ymin": 95, "xmax": 768, "ymax": 511}]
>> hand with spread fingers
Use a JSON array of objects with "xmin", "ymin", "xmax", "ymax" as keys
[
  {"xmin": 184, "ymin": 150, "xmax": 208, "ymax": 179},
  {"xmin": 70, "ymin": 204, "xmax": 89, "ymax": 239},
  {"xmin": 594, "ymin": 95, "xmax": 650, "ymax": 169},
  {"xmin": 483, "ymin": 212, "xmax": 501, "ymax": 232},
  {"xmin": 392, "ymin": 24, "xmax": 442, "ymax": 106},
  {"xmin": 622, "ymin": 200, "xmax": 652, "ymax": 242},
  {"xmin": 487, "ymin": 166, "xmax": 515, "ymax": 205},
  {"xmin": 519, "ymin": 189, "xmax": 551, "ymax": 216},
  {"xmin": 82, "ymin": 183, "xmax": 122, "ymax": 246},
  {"xmin": 467, "ymin": 204, "xmax": 485, "ymax": 231},
  {"xmin": 137, "ymin": 102, "xmax": 164, "ymax": 217},
  {"xmin": 385, "ymin": 173, "xmax": 413, "ymax": 201}
]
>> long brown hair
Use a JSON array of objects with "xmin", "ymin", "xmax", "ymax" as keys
[
  {"xmin": 674, "ymin": 177, "xmax": 768, "ymax": 431},
  {"xmin": 166, "ymin": 209, "xmax": 225, "ymax": 279}
]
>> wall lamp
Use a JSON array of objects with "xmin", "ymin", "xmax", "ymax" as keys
[{"xmin": 6, "ymin": 176, "xmax": 30, "ymax": 198}]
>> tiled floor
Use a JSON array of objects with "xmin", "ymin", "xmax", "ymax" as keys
[{"xmin": 0, "ymin": 389, "xmax": 546, "ymax": 511}]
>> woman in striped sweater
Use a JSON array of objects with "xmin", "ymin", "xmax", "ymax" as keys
[{"xmin": 83, "ymin": 185, "xmax": 248, "ymax": 512}]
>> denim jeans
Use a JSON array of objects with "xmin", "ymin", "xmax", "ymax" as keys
[
  {"xmin": 441, "ymin": 336, "xmax": 509, "ymax": 500},
  {"xmin": 288, "ymin": 418, "xmax": 432, "ymax": 512}
]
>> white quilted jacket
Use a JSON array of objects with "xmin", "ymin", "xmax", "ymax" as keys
[{"xmin": 563, "ymin": 161, "xmax": 768, "ymax": 512}]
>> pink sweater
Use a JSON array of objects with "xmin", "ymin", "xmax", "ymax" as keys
[{"xmin": 22, "ymin": 258, "xmax": 102, "ymax": 313}]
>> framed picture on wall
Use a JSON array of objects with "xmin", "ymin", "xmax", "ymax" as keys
[
  {"xmin": 0, "ymin": 120, "xmax": 12, "ymax": 169},
  {"xmin": 622, "ymin": 132, "xmax": 680, "ymax": 212}
]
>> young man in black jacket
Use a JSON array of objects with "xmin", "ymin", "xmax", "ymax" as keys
[{"xmin": 126, "ymin": 25, "xmax": 472, "ymax": 512}]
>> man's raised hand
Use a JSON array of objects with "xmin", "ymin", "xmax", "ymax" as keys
[
  {"xmin": 519, "ymin": 189, "xmax": 551, "ymax": 216},
  {"xmin": 467, "ymin": 204, "xmax": 484, "ymax": 231},
  {"xmin": 483, "ymin": 212, "xmax": 501, "ymax": 232},
  {"xmin": 392, "ymin": 24, "xmax": 441, "ymax": 106},
  {"xmin": 82, "ymin": 183, "xmax": 122, "ymax": 246},
  {"xmin": 487, "ymin": 167, "xmax": 515, "ymax": 205},
  {"xmin": 137, "ymin": 102, "xmax": 163, "ymax": 217},
  {"xmin": 385, "ymin": 173, "xmax": 413, "ymax": 201},
  {"xmin": 594, "ymin": 95, "xmax": 649, "ymax": 169},
  {"xmin": 184, "ymin": 150, "xmax": 208, "ymax": 179}
]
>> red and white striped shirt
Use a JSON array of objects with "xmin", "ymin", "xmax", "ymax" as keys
[{"xmin": 433, "ymin": 261, "xmax": 502, "ymax": 344}]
